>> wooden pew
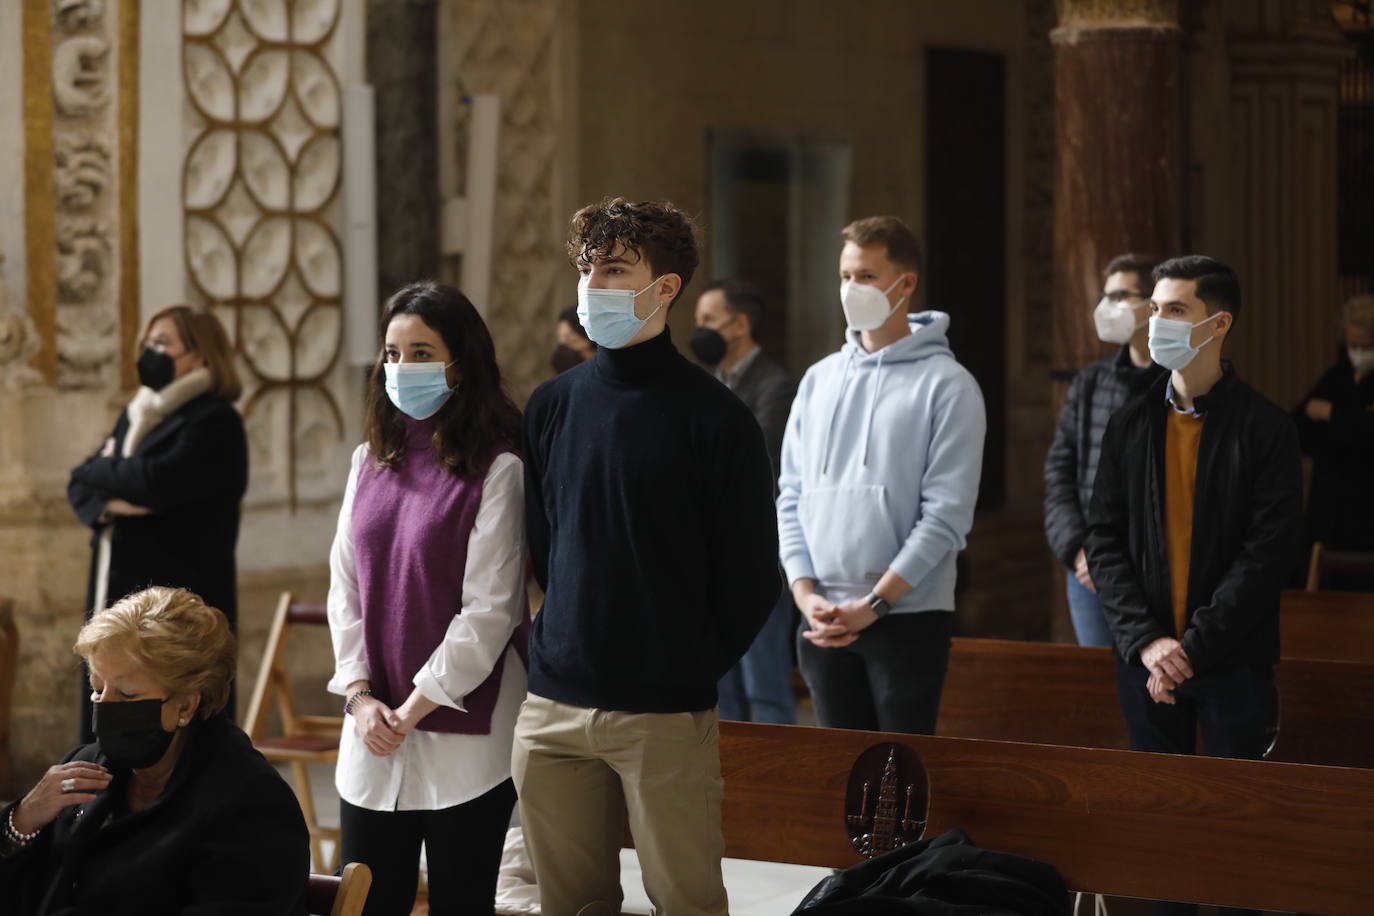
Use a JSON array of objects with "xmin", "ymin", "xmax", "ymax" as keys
[
  {"xmin": 937, "ymin": 637, "xmax": 1374, "ymax": 768},
  {"xmin": 719, "ymin": 721, "xmax": 1374, "ymax": 915},
  {"xmin": 1281, "ymin": 588, "xmax": 1374, "ymax": 663}
]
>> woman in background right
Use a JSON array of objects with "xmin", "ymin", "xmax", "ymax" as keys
[{"xmin": 1293, "ymin": 293, "xmax": 1374, "ymax": 591}]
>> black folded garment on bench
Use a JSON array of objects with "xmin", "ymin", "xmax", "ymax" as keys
[{"xmin": 792, "ymin": 828, "xmax": 1071, "ymax": 916}]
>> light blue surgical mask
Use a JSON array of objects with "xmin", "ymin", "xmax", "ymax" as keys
[
  {"xmin": 384, "ymin": 360, "xmax": 456, "ymax": 419},
  {"xmin": 1148, "ymin": 312, "xmax": 1221, "ymax": 371},
  {"xmin": 576, "ymin": 276, "xmax": 664, "ymax": 349}
]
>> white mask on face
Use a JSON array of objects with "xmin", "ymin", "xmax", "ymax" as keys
[
  {"xmin": 1348, "ymin": 346, "xmax": 1374, "ymax": 376},
  {"xmin": 1148, "ymin": 312, "xmax": 1221, "ymax": 371},
  {"xmin": 841, "ymin": 275, "xmax": 906, "ymax": 332},
  {"xmin": 1093, "ymin": 297, "xmax": 1146, "ymax": 344}
]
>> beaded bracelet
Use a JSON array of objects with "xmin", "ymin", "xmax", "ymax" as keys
[
  {"xmin": 344, "ymin": 688, "xmax": 373, "ymax": 716},
  {"xmin": 4, "ymin": 808, "xmax": 39, "ymax": 848}
]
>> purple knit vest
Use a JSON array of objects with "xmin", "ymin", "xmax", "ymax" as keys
[{"xmin": 351, "ymin": 418, "xmax": 527, "ymax": 734}]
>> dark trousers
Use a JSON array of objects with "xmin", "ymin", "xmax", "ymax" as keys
[
  {"xmin": 1115, "ymin": 657, "xmax": 1278, "ymax": 916},
  {"xmin": 339, "ymin": 779, "xmax": 516, "ymax": 916},
  {"xmin": 797, "ymin": 611, "xmax": 953, "ymax": 735}
]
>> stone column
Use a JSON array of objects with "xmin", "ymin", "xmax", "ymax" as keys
[
  {"xmin": 368, "ymin": 0, "xmax": 440, "ymax": 302},
  {"xmin": 0, "ymin": 0, "xmax": 141, "ymax": 784},
  {"xmin": 1190, "ymin": 2, "xmax": 1350, "ymax": 410},
  {"xmin": 1050, "ymin": 0, "xmax": 1182, "ymax": 383},
  {"xmin": 436, "ymin": 0, "xmax": 569, "ymax": 403}
]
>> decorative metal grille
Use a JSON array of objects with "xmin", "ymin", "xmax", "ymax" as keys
[{"xmin": 182, "ymin": 0, "xmax": 345, "ymax": 507}]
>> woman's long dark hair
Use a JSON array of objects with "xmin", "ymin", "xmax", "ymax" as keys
[{"xmin": 364, "ymin": 282, "xmax": 521, "ymax": 476}]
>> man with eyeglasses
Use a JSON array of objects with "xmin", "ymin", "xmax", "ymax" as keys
[{"xmin": 1044, "ymin": 253, "xmax": 1166, "ymax": 646}]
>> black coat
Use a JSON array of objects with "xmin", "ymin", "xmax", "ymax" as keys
[
  {"xmin": 1043, "ymin": 347, "xmax": 1165, "ymax": 569},
  {"xmin": 792, "ymin": 828, "xmax": 1070, "ymax": 915},
  {"xmin": 1084, "ymin": 366, "xmax": 1303, "ymax": 673},
  {"xmin": 0, "ymin": 715, "xmax": 309, "ymax": 915},
  {"xmin": 67, "ymin": 394, "xmax": 248, "ymax": 625},
  {"xmin": 728, "ymin": 350, "xmax": 798, "ymax": 486},
  {"xmin": 1291, "ymin": 354, "xmax": 1374, "ymax": 551}
]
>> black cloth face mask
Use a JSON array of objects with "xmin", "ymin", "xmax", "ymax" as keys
[
  {"xmin": 93, "ymin": 697, "xmax": 176, "ymax": 769},
  {"xmin": 551, "ymin": 345, "xmax": 584, "ymax": 375},
  {"xmin": 690, "ymin": 327, "xmax": 727, "ymax": 366},
  {"xmin": 137, "ymin": 348, "xmax": 177, "ymax": 391}
]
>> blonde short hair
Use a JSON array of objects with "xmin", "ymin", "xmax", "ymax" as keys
[
  {"xmin": 74, "ymin": 587, "xmax": 236, "ymax": 719},
  {"xmin": 140, "ymin": 305, "xmax": 242, "ymax": 400},
  {"xmin": 1344, "ymin": 294, "xmax": 1374, "ymax": 335}
]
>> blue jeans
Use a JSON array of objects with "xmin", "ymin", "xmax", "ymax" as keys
[
  {"xmin": 1115, "ymin": 656, "xmax": 1278, "ymax": 916},
  {"xmin": 718, "ymin": 590, "xmax": 797, "ymax": 724},
  {"xmin": 1065, "ymin": 571, "xmax": 1114, "ymax": 647}
]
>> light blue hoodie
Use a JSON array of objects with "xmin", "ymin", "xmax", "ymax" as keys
[{"xmin": 777, "ymin": 312, "xmax": 986, "ymax": 612}]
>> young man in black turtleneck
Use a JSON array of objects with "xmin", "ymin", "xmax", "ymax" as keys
[{"xmin": 512, "ymin": 198, "xmax": 780, "ymax": 916}]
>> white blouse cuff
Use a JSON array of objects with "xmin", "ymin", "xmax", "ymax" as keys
[{"xmin": 414, "ymin": 666, "xmax": 468, "ymax": 713}]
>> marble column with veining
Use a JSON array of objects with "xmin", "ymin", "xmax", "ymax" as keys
[
  {"xmin": 1049, "ymin": 0, "xmax": 1183, "ymax": 384},
  {"xmin": 367, "ymin": 0, "xmax": 441, "ymax": 302}
]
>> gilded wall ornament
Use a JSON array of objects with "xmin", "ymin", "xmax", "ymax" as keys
[
  {"xmin": 55, "ymin": 0, "xmax": 106, "ymax": 31},
  {"xmin": 0, "ymin": 256, "xmax": 45, "ymax": 391},
  {"xmin": 53, "ymin": 34, "xmax": 110, "ymax": 116},
  {"xmin": 55, "ymin": 305, "xmax": 116, "ymax": 387},
  {"xmin": 56, "ymin": 219, "xmax": 111, "ymax": 301},
  {"xmin": 54, "ymin": 134, "xmax": 110, "ymax": 209},
  {"xmin": 183, "ymin": 0, "xmax": 346, "ymax": 506}
]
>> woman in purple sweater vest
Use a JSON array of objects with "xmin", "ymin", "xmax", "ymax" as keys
[{"xmin": 326, "ymin": 282, "xmax": 529, "ymax": 916}]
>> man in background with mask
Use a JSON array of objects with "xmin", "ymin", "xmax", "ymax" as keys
[
  {"xmin": 692, "ymin": 280, "xmax": 799, "ymax": 724},
  {"xmin": 1043, "ymin": 254, "xmax": 1165, "ymax": 646},
  {"xmin": 777, "ymin": 215, "xmax": 985, "ymax": 735},
  {"xmin": 550, "ymin": 305, "xmax": 595, "ymax": 374},
  {"xmin": 1086, "ymin": 257, "xmax": 1300, "ymax": 916},
  {"xmin": 513, "ymin": 198, "xmax": 779, "ymax": 916}
]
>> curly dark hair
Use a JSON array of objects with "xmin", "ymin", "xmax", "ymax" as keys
[
  {"xmin": 364, "ymin": 282, "xmax": 521, "ymax": 476},
  {"xmin": 566, "ymin": 197, "xmax": 700, "ymax": 307}
]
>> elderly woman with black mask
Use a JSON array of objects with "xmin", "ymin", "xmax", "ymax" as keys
[
  {"xmin": 67, "ymin": 305, "xmax": 248, "ymax": 737},
  {"xmin": 0, "ymin": 587, "xmax": 309, "ymax": 915}
]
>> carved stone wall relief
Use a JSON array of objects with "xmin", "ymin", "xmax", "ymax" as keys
[
  {"xmin": 26, "ymin": 0, "xmax": 129, "ymax": 389},
  {"xmin": 0, "ymin": 256, "xmax": 45, "ymax": 391},
  {"xmin": 182, "ymin": 0, "xmax": 346, "ymax": 507},
  {"xmin": 441, "ymin": 0, "xmax": 563, "ymax": 403}
]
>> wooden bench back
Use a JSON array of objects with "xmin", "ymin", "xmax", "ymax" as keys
[
  {"xmin": 937, "ymin": 637, "xmax": 1374, "ymax": 768},
  {"xmin": 719, "ymin": 721, "xmax": 1374, "ymax": 915},
  {"xmin": 1281, "ymin": 588, "xmax": 1374, "ymax": 663}
]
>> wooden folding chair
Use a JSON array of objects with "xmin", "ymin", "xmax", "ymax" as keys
[
  {"xmin": 307, "ymin": 862, "xmax": 372, "ymax": 916},
  {"xmin": 243, "ymin": 591, "xmax": 344, "ymax": 872}
]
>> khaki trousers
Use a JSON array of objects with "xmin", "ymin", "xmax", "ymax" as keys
[{"xmin": 511, "ymin": 693, "xmax": 728, "ymax": 916}]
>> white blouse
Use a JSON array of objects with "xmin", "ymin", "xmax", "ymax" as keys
[{"xmin": 326, "ymin": 446, "xmax": 527, "ymax": 811}]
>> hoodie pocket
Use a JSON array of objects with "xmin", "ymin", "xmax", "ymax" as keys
[{"xmin": 799, "ymin": 485, "xmax": 902, "ymax": 591}]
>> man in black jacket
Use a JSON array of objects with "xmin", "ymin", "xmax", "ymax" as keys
[
  {"xmin": 692, "ymin": 279, "xmax": 800, "ymax": 724},
  {"xmin": 1085, "ymin": 257, "xmax": 1301, "ymax": 916},
  {"xmin": 1044, "ymin": 253, "xmax": 1165, "ymax": 646},
  {"xmin": 1086, "ymin": 255, "xmax": 1300, "ymax": 753},
  {"xmin": 513, "ymin": 198, "xmax": 780, "ymax": 916}
]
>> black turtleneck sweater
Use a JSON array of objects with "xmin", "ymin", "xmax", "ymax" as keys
[{"xmin": 522, "ymin": 328, "xmax": 781, "ymax": 712}]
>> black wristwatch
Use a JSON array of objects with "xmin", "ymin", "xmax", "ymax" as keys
[{"xmin": 866, "ymin": 592, "xmax": 891, "ymax": 618}]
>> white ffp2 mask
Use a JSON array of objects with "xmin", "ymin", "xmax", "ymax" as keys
[{"xmin": 840, "ymin": 276, "xmax": 906, "ymax": 332}]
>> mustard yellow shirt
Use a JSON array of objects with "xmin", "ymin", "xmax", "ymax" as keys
[{"xmin": 1165, "ymin": 408, "xmax": 1205, "ymax": 637}]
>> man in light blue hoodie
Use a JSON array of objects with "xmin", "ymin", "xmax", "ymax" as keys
[{"xmin": 778, "ymin": 216, "xmax": 986, "ymax": 734}]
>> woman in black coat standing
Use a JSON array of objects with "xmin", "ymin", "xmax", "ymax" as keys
[{"xmin": 68, "ymin": 305, "xmax": 248, "ymax": 738}]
